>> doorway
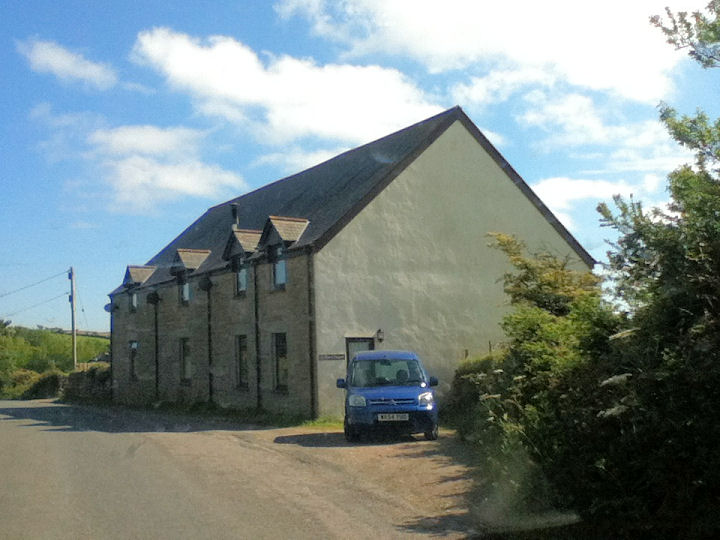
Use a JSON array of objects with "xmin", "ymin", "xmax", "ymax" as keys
[{"xmin": 345, "ymin": 337, "xmax": 374, "ymax": 366}]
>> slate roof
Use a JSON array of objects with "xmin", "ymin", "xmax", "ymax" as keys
[{"xmin": 112, "ymin": 106, "xmax": 594, "ymax": 294}]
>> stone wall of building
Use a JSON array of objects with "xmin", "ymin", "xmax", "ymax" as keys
[
  {"xmin": 254, "ymin": 253, "xmax": 313, "ymax": 417},
  {"xmin": 111, "ymin": 290, "xmax": 158, "ymax": 404},
  {"xmin": 111, "ymin": 253, "xmax": 314, "ymax": 417}
]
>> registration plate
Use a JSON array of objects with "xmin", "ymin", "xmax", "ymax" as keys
[{"xmin": 377, "ymin": 413, "xmax": 409, "ymax": 422}]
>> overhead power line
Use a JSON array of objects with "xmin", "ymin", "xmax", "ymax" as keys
[
  {"xmin": 1, "ymin": 292, "xmax": 69, "ymax": 318},
  {"xmin": 0, "ymin": 270, "xmax": 68, "ymax": 299}
]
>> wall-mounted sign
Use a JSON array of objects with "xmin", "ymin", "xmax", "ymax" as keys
[{"xmin": 319, "ymin": 353, "xmax": 345, "ymax": 362}]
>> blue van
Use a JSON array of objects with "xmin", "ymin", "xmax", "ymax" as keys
[{"xmin": 336, "ymin": 350, "xmax": 439, "ymax": 442}]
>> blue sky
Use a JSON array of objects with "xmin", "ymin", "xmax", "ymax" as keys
[{"xmin": 1, "ymin": 0, "xmax": 717, "ymax": 331}]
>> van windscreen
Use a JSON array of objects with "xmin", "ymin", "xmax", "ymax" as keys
[{"xmin": 348, "ymin": 358, "xmax": 424, "ymax": 387}]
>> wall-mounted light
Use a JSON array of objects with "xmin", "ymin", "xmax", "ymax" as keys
[{"xmin": 376, "ymin": 328, "xmax": 384, "ymax": 343}]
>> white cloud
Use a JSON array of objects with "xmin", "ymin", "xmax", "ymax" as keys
[
  {"xmin": 516, "ymin": 91, "xmax": 695, "ymax": 175},
  {"xmin": 277, "ymin": 0, "xmax": 699, "ymax": 102},
  {"xmin": 131, "ymin": 27, "xmax": 441, "ymax": 145},
  {"xmin": 519, "ymin": 92, "xmax": 617, "ymax": 146},
  {"xmin": 452, "ymin": 68, "xmax": 557, "ymax": 107},
  {"xmin": 531, "ymin": 176, "xmax": 637, "ymax": 229},
  {"xmin": 532, "ymin": 177, "xmax": 635, "ymax": 211},
  {"xmin": 88, "ymin": 125, "xmax": 206, "ymax": 158},
  {"xmin": 87, "ymin": 124, "xmax": 246, "ymax": 211},
  {"xmin": 32, "ymin": 105, "xmax": 246, "ymax": 211},
  {"xmin": 17, "ymin": 39, "xmax": 117, "ymax": 90},
  {"xmin": 104, "ymin": 156, "xmax": 246, "ymax": 212}
]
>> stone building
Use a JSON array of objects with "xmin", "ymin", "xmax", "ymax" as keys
[{"xmin": 108, "ymin": 106, "xmax": 593, "ymax": 418}]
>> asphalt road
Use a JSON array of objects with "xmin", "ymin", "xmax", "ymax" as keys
[{"xmin": 0, "ymin": 400, "xmax": 471, "ymax": 540}]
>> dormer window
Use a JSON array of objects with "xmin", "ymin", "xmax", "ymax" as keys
[
  {"xmin": 272, "ymin": 245, "xmax": 287, "ymax": 289},
  {"xmin": 235, "ymin": 266, "xmax": 248, "ymax": 295},
  {"xmin": 257, "ymin": 216, "xmax": 307, "ymax": 291},
  {"xmin": 179, "ymin": 281, "xmax": 192, "ymax": 305}
]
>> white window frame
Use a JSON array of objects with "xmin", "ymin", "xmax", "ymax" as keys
[
  {"xmin": 235, "ymin": 267, "xmax": 248, "ymax": 295},
  {"xmin": 272, "ymin": 246, "xmax": 287, "ymax": 289},
  {"xmin": 179, "ymin": 281, "xmax": 191, "ymax": 305}
]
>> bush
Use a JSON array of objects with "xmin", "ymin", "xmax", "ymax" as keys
[
  {"xmin": 444, "ymin": 352, "xmax": 507, "ymax": 441},
  {"xmin": 21, "ymin": 369, "xmax": 67, "ymax": 399},
  {"xmin": 0, "ymin": 369, "xmax": 42, "ymax": 399},
  {"xmin": 62, "ymin": 363, "xmax": 111, "ymax": 402}
]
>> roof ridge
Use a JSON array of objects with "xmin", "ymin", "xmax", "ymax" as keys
[
  {"xmin": 269, "ymin": 215, "xmax": 310, "ymax": 222},
  {"xmin": 210, "ymin": 106, "xmax": 462, "ymax": 211}
]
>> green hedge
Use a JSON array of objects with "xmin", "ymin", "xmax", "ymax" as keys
[
  {"xmin": 62, "ymin": 363, "xmax": 111, "ymax": 402},
  {"xmin": 21, "ymin": 369, "xmax": 66, "ymax": 399}
]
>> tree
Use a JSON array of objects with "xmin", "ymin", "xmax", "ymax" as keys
[
  {"xmin": 577, "ymin": 2, "xmax": 720, "ymax": 534},
  {"xmin": 445, "ymin": 235, "xmax": 624, "ymax": 519},
  {"xmin": 0, "ymin": 319, "xmax": 12, "ymax": 336},
  {"xmin": 447, "ymin": 5, "xmax": 720, "ymax": 534},
  {"xmin": 651, "ymin": 0, "xmax": 720, "ymax": 68}
]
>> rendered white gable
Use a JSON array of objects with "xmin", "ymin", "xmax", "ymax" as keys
[{"xmin": 312, "ymin": 119, "xmax": 590, "ymax": 416}]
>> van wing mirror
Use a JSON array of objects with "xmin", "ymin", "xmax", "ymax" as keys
[
  {"xmin": 336, "ymin": 378, "xmax": 347, "ymax": 389},
  {"xmin": 428, "ymin": 376, "xmax": 438, "ymax": 387}
]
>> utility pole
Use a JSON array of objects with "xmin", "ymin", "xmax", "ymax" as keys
[{"xmin": 68, "ymin": 267, "xmax": 77, "ymax": 370}]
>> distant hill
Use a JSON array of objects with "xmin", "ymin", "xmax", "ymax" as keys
[{"xmin": 47, "ymin": 328, "xmax": 110, "ymax": 339}]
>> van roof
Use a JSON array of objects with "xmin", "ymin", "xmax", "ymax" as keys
[{"xmin": 351, "ymin": 350, "xmax": 419, "ymax": 361}]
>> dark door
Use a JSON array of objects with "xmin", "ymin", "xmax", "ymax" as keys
[{"xmin": 346, "ymin": 337, "xmax": 374, "ymax": 366}]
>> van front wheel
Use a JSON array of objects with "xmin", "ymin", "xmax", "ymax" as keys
[
  {"xmin": 424, "ymin": 424, "xmax": 438, "ymax": 441},
  {"xmin": 344, "ymin": 418, "xmax": 360, "ymax": 442}
]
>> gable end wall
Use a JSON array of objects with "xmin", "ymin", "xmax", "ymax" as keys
[{"xmin": 312, "ymin": 120, "xmax": 591, "ymax": 416}]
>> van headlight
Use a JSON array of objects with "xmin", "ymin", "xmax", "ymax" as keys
[
  {"xmin": 418, "ymin": 392, "xmax": 434, "ymax": 408},
  {"xmin": 348, "ymin": 394, "xmax": 367, "ymax": 407}
]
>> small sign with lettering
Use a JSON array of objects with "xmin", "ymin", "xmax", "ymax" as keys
[{"xmin": 319, "ymin": 353, "xmax": 345, "ymax": 362}]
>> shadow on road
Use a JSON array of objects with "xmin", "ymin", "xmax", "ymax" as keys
[
  {"xmin": 273, "ymin": 431, "xmax": 418, "ymax": 447},
  {"xmin": 0, "ymin": 399, "xmax": 271, "ymax": 434}
]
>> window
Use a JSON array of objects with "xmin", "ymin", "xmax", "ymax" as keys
[
  {"xmin": 179, "ymin": 338, "xmax": 191, "ymax": 381},
  {"xmin": 235, "ymin": 267, "xmax": 248, "ymax": 295},
  {"xmin": 236, "ymin": 335, "xmax": 248, "ymax": 388},
  {"xmin": 273, "ymin": 332, "xmax": 288, "ymax": 392},
  {"xmin": 129, "ymin": 340, "xmax": 138, "ymax": 380},
  {"xmin": 272, "ymin": 246, "xmax": 287, "ymax": 289},
  {"xmin": 130, "ymin": 292, "xmax": 138, "ymax": 312},
  {"xmin": 179, "ymin": 281, "xmax": 191, "ymax": 305}
]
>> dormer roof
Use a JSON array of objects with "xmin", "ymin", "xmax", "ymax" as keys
[
  {"xmin": 123, "ymin": 265, "xmax": 156, "ymax": 287},
  {"xmin": 222, "ymin": 228, "xmax": 262, "ymax": 261},
  {"xmin": 170, "ymin": 248, "xmax": 211, "ymax": 275},
  {"xmin": 259, "ymin": 216, "xmax": 310, "ymax": 248}
]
